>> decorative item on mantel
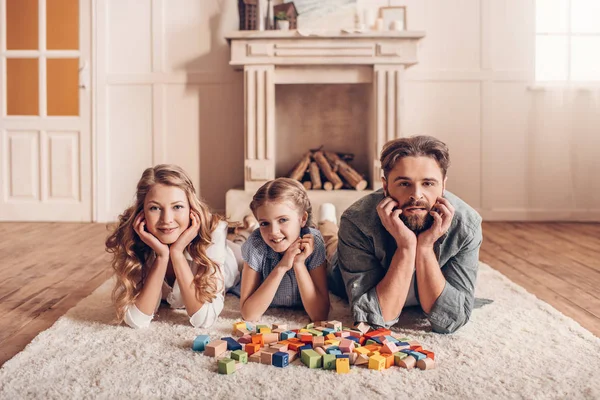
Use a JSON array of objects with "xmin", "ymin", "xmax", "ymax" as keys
[
  {"xmin": 239, "ymin": 0, "xmax": 298, "ymax": 31},
  {"xmin": 274, "ymin": 2, "xmax": 298, "ymax": 29},
  {"xmin": 288, "ymin": 149, "xmax": 367, "ymax": 191}
]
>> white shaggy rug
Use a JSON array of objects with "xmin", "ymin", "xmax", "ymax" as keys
[{"xmin": 1, "ymin": 263, "xmax": 599, "ymax": 400}]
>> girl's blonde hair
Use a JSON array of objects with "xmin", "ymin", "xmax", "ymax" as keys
[
  {"xmin": 105, "ymin": 164, "xmax": 222, "ymax": 323},
  {"xmin": 249, "ymin": 178, "xmax": 313, "ymax": 227}
]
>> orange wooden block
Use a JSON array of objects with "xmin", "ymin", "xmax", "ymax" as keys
[
  {"xmin": 325, "ymin": 333, "xmax": 336, "ymax": 341},
  {"xmin": 251, "ymin": 334, "xmax": 264, "ymax": 346},
  {"xmin": 288, "ymin": 342, "xmax": 303, "ymax": 352},
  {"xmin": 421, "ymin": 350, "xmax": 435, "ymax": 360},
  {"xmin": 245, "ymin": 343, "xmax": 261, "ymax": 356},
  {"xmin": 298, "ymin": 333, "xmax": 313, "ymax": 343},
  {"xmin": 410, "ymin": 345, "xmax": 423, "ymax": 352},
  {"xmin": 364, "ymin": 344, "xmax": 381, "ymax": 352},
  {"xmin": 382, "ymin": 353, "xmax": 394, "ymax": 369}
]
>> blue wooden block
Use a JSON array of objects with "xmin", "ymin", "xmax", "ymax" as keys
[
  {"xmin": 298, "ymin": 344, "xmax": 312, "ymax": 352},
  {"xmin": 326, "ymin": 345, "xmax": 340, "ymax": 351},
  {"xmin": 221, "ymin": 336, "xmax": 242, "ymax": 351},
  {"xmin": 327, "ymin": 349, "xmax": 342, "ymax": 356},
  {"xmin": 245, "ymin": 322, "xmax": 254, "ymax": 331},
  {"xmin": 370, "ymin": 336, "xmax": 383, "ymax": 344},
  {"xmin": 384, "ymin": 335, "xmax": 399, "ymax": 343},
  {"xmin": 272, "ymin": 351, "xmax": 289, "ymax": 368},
  {"xmin": 346, "ymin": 336, "xmax": 360, "ymax": 343},
  {"xmin": 192, "ymin": 334, "xmax": 210, "ymax": 352},
  {"xmin": 321, "ymin": 328, "xmax": 335, "ymax": 335},
  {"xmin": 335, "ymin": 354, "xmax": 350, "ymax": 359},
  {"xmin": 281, "ymin": 331, "xmax": 296, "ymax": 340},
  {"xmin": 409, "ymin": 351, "xmax": 426, "ymax": 361},
  {"xmin": 397, "ymin": 341, "xmax": 410, "ymax": 346}
]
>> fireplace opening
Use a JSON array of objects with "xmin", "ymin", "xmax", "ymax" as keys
[{"xmin": 274, "ymin": 83, "xmax": 374, "ymax": 190}]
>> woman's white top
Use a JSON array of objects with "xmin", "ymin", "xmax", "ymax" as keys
[{"xmin": 124, "ymin": 221, "xmax": 240, "ymax": 329}]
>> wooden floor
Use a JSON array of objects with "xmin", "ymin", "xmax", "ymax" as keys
[{"xmin": 0, "ymin": 222, "xmax": 598, "ymax": 367}]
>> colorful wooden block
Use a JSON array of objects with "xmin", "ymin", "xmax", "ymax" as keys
[
  {"xmin": 308, "ymin": 329, "xmax": 323, "ymax": 336},
  {"xmin": 263, "ymin": 333, "xmax": 279, "ymax": 344},
  {"xmin": 355, "ymin": 354, "xmax": 369, "ymax": 366},
  {"xmin": 326, "ymin": 320, "xmax": 342, "ymax": 331},
  {"xmin": 312, "ymin": 336, "xmax": 325, "ymax": 348},
  {"xmin": 368, "ymin": 354, "xmax": 386, "ymax": 371},
  {"xmin": 257, "ymin": 325, "xmax": 271, "ymax": 333},
  {"xmin": 272, "ymin": 323, "xmax": 288, "ymax": 330},
  {"xmin": 382, "ymin": 353, "xmax": 394, "ymax": 369},
  {"xmin": 232, "ymin": 327, "xmax": 250, "ymax": 337},
  {"xmin": 233, "ymin": 321, "xmax": 247, "ymax": 330},
  {"xmin": 322, "ymin": 354, "xmax": 336, "ymax": 370},
  {"xmin": 251, "ymin": 334, "xmax": 264, "ymax": 346},
  {"xmin": 315, "ymin": 347, "xmax": 326, "ymax": 356},
  {"xmin": 421, "ymin": 350, "xmax": 435, "ymax": 360},
  {"xmin": 298, "ymin": 344, "xmax": 312, "ymax": 352},
  {"xmin": 245, "ymin": 343, "xmax": 261, "ymax": 356},
  {"xmin": 281, "ymin": 331, "xmax": 296, "ymax": 340},
  {"xmin": 339, "ymin": 339, "xmax": 355, "ymax": 353},
  {"xmin": 231, "ymin": 350, "xmax": 248, "ymax": 364},
  {"xmin": 298, "ymin": 333, "xmax": 313, "ymax": 343},
  {"xmin": 238, "ymin": 334, "xmax": 252, "ymax": 344},
  {"xmin": 217, "ymin": 358, "xmax": 236, "ymax": 375},
  {"xmin": 348, "ymin": 352, "xmax": 358, "ymax": 365},
  {"xmin": 417, "ymin": 358, "xmax": 436, "ymax": 370},
  {"xmin": 272, "ymin": 351, "xmax": 289, "ymax": 368},
  {"xmin": 300, "ymin": 349, "xmax": 322, "ymax": 369},
  {"xmin": 353, "ymin": 322, "xmax": 371, "ymax": 334},
  {"xmin": 381, "ymin": 340, "xmax": 398, "ymax": 354},
  {"xmin": 305, "ymin": 322, "xmax": 315, "ymax": 329},
  {"xmin": 270, "ymin": 343, "xmax": 288, "ymax": 352},
  {"xmin": 192, "ymin": 335, "xmax": 210, "ymax": 352},
  {"xmin": 336, "ymin": 357, "xmax": 350, "ymax": 374},
  {"xmin": 221, "ymin": 337, "xmax": 242, "ymax": 351},
  {"xmin": 205, "ymin": 340, "xmax": 228, "ymax": 357},
  {"xmin": 354, "ymin": 347, "xmax": 370, "ymax": 355},
  {"xmin": 398, "ymin": 355, "xmax": 417, "ymax": 369},
  {"xmin": 394, "ymin": 351, "xmax": 409, "ymax": 366},
  {"xmin": 260, "ymin": 348, "xmax": 278, "ymax": 365},
  {"xmin": 248, "ymin": 352, "xmax": 262, "ymax": 363},
  {"xmin": 286, "ymin": 349, "xmax": 298, "ymax": 362}
]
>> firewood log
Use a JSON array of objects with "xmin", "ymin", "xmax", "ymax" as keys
[
  {"xmin": 324, "ymin": 151, "xmax": 367, "ymax": 191},
  {"xmin": 288, "ymin": 152, "xmax": 311, "ymax": 181},
  {"xmin": 309, "ymin": 162, "xmax": 322, "ymax": 190},
  {"xmin": 313, "ymin": 151, "xmax": 343, "ymax": 190}
]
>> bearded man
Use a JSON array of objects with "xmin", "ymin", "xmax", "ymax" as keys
[{"xmin": 319, "ymin": 136, "xmax": 482, "ymax": 334}]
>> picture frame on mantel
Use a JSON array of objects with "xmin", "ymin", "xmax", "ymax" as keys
[{"xmin": 379, "ymin": 6, "xmax": 407, "ymax": 31}]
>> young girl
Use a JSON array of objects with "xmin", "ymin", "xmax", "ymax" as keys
[
  {"xmin": 105, "ymin": 164, "xmax": 241, "ymax": 329},
  {"xmin": 236, "ymin": 178, "xmax": 330, "ymax": 322}
]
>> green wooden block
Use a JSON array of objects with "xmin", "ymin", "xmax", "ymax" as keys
[
  {"xmin": 322, "ymin": 354, "xmax": 337, "ymax": 370},
  {"xmin": 218, "ymin": 358, "xmax": 236, "ymax": 375},
  {"xmin": 366, "ymin": 339, "xmax": 378, "ymax": 345},
  {"xmin": 308, "ymin": 329, "xmax": 323, "ymax": 336},
  {"xmin": 300, "ymin": 349, "xmax": 322, "ymax": 369},
  {"xmin": 305, "ymin": 322, "xmax": 315, "ymax": 329},
  {"xmin": 394, "ymin": 351, "xmax": 409, "ymax": 366},
  {"xmin": 231, "ymin": 350, "xmax": 248, "ymax": 364}
]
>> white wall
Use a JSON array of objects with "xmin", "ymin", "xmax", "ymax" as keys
[{"xmin": 95, "ymin": 0, "xmax": 600, "ymax": 222}]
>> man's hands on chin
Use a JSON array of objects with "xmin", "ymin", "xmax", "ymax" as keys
[
  {"xmin": 418, "ymin": 196, "xmax": 455, "ymax": 248},
  {"xmin": 377, "ymin": 197, "xmax": 417, "ymax": 250}
]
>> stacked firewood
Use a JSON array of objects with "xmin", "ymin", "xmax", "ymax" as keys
[{"xmin": 287, "ymin": 150, "xmax": 368, "ymax": 191}]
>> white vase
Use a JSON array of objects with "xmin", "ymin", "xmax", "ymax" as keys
[{"xmin": 277, "ymin": 20, "xmax": 290, "ymax": 30}]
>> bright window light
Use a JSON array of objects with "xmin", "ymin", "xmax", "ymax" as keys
[{"xmin": 536, "ymin": 0, "xmax": 600, "ymax": 82}]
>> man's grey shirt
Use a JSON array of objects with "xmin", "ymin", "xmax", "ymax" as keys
[{"xmin": 328, "ymin": 189, "xmax": 483, "ymax": 334}]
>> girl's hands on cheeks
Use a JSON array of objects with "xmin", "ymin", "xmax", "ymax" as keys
[
  {"xmin": 170, "ymin": 211, "xmax": 200, "ymax": 255},
  {"xmin": 134, "ymin": 212, "xmax": 170, "ymax": 258},
  {"xmin": 293, "ymin": 234, "xmax": 314, "ymax": 266},
  {"xmin": 277, "ymin": 239, "xmax": 303, "ymax": 272}
]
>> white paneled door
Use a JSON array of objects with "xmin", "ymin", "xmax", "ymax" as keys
[{"xmin": 0, "ymin": 0, "xmax": 91, "ymax": 221}]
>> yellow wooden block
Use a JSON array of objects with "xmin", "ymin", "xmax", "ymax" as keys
[
  {"xmin": 336, "ymin": 358, "xmax": 350, "ymax": 374},
  {"xmin": 368, "ymin": 355, "xmax": 386, "ymax": 371},
  {"xmin": 325, "ymin": 339, "xmax": 341, "ymax": 346},
  {"xmin": 258, "ymin": 327, "xmax": 272, "ymax": 334},
  {"xmin": 353, "ymin": 347, "xmax": 370, "ymax": 355},
  {"xmin": 368, "ymin": 351, "xmax": 380, "ymax": 357},
  {"xmin": 234, "ymin": 321, "xmax": 247, "ymax": 330}
]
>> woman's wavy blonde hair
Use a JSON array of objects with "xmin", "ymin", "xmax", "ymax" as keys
[{"xmin": 105, "ymin": 164, "xmax": 222, "ymax": 323}]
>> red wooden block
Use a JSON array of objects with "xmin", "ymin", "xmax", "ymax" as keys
[
  {"xmin": 421, "ymin": 350, "xmax": 435, "ymax": 360},
  {"xmin": 245, "ymin": 343, "xmax": 261, "ymax": 356}
]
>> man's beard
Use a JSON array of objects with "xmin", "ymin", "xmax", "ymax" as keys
[{"xmin": 399, "ymin": 199, "xmax": 434, "ymax": 234}]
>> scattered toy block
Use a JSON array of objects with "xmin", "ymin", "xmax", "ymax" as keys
[
  {"xmin": 308, "ymin": 329, "xmax": 323, "ymax": 336},
  {"xmin": 263, "ymin": 333, "xmax": 279, "ymax": 344},
  {"xmin": 421, "ymin": 350, "xmax": 435, "ymax": 360},
  {"xmin": 286, "ymin": 349, "xmax": 298, "ymax": 362},
  {"xmin": 355, "ymin": 354, "xmax": 369, "ymax": 366},
  {"xmin": 218, "ymin": 358, "xmax": 236, "ymax": 375},
  {"xmin": 192, "ymin": 335, "xmax": 210, "ymax": 352},
  {"xmin": 272, "ymin": 324, "xmax": 288, "ymax": 330},
  {"xmin": 417, "ymin": 358, "xmax": 436, "ymax": 370},
  {"xmin": 257, "ymin": 325, "xmax": 271, "ymax": 333},
  {"xmin": 261, "ymin": 348, "xmax": 279, "ymax": 365},
  {"xmin": 393, "ymin": 351, "xmax": 408, "ymax": 366},
  {"xmin": 281, "ymin": 331, "xmax": 296, "ymax": 340},
  {"xmin": 354, "ymin": 347, "xmax": 370, "ymax": 356},
  {"xmin": 326, "ymin": 321, "xmax": 342, "ymax": 331},
  {"xmin": 301, "ymin": 349, "xmax": 322, "ymax": 369},
  {"xmin": 231, "ymin": 350, "xmax": 248, "ymax": 364},
  {"xmin": 382, "ymin": 353, "xmax": 394, "ymax": 369},
  {"xmin": 368, "ymin": 354, "xmax": 386, "ymax": 371},
  {"xmin": 339, "ymin": 339, "xmax": 355, "ymax": 353},
  {"xmin": 315, "ymin": 347, "xmax": 326, "ymax": 356},
  {"xmin": 336, "ymin": 357, "xmax": 350, "ymax": 374},
  {"xmin": 238, "ymin": 334, "xmax": 252, "ymax": 344},
  {"xmin": 398, "ymin": 355, "xmax": 417, "ymax": 369},
  {"xmin": 353, "ymin": 322, "xmax": 371, "ymax": 335},
  {"xmin": 249, "ymin": 352, "xmax": 262, "ymax": 363},
  {"xmin": 348, "ymin": 352, "xmax": 358, "ymax": 365},
  {"xmin": 312, "ymin": 336, "xmax": 325, "ymax": 348},
  {"xmin": 221, "ymin": 337, "xmax": 242, "ymax": 351},
  {"xmin": 245, "ymin": 343, "xmax": 261, "ymax": 356},
  {"xmin": 381, "ymin": 340, "xmax": 399, "ymax": 354},
  {"xmin": 251, "ymin": 334, "xmax": 264, "ymax": 347},
  {"xmin": 205, "ymin": 340, "xmax": 228, "ymax": 357},
  {"xmin": 305, "ymin": 322, "xmax": 315, "ymax": 329},
  {"xmin": 272, "ymin": 351, "xmax": 289, "ymax": 368},
  {"xmin": 288, "ymin": 342, "xmax": 304, "ymax": 352},
  {"xmin": 271, "ymin": 343, "xmax": 289, "ymax": 352},
  {"xmin": 322, "ymin": 354, "xmax": 336, "ymax": 370}
]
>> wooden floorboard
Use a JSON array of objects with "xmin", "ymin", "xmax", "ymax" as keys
[{"xmin": 0, "ymin": 221, "xmax": 598, "ymax": 367}]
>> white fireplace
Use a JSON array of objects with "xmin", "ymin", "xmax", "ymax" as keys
[{"xmin": 225, "ymin": 30, "xmax": 424, "ymax": 222}]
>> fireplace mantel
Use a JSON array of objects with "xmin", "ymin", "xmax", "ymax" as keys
[{"xmin": 225, "ymin": 30, "xmax": 425, "ymax": 221}]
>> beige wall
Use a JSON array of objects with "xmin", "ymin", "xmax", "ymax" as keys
[{"xmin": 96, "ymin": 0, "xmax": 600, "ymax": 222}]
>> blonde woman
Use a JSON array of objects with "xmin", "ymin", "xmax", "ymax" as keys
[{"xmin": 105, "ymin": 164, "xmax": 241, "ymax": 328}]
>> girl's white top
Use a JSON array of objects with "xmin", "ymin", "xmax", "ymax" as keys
[{"xmin": 124, "ymin": 221, "xmax": 240, "ymax": 329}]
